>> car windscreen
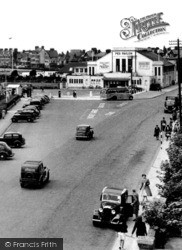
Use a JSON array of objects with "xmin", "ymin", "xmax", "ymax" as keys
[
  {"xmin": 77, "ymin": 126, "xmax": 87, "ymax": 131},
  {"xmin": 102, "ymin": 193, "xmax": 121, "ymax": 203},
  {"xmin": 23, "ymin": 167, "xmax": 36, "ymax": 172}
]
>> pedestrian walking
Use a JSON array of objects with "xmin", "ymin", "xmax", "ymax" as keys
[
  {"xmin": 131, "ymin": 216, "xmax": 147, "ymax": 237},
  {"xmin": 73, "ymin": 90, "xmax": 77, "ymax": 98},
  {"xmin": 169, "ymin": 117, "xmax": 173, "ymax": 130},
  {"xmin": 165, "ymin": 124, "xmax": 172, "ymax": 140},
  {"xmin": 172, "ymin": 109, "xmax": 177, "ymax": 122},
  {"xmin": 153, "ymin": 125, "xmax": 160, "ymax": 140},
  {"xmin": 117, "ymin": 219, "xmax": 128, "ymax": 249},
  {"xmin": 160, "ymin": 117, "xmax": 167, "ymax": 131},
  {"xmin": 131, "ymin": 189, "xmax": 140, "ymax": 220},
  {"xmin": 2, "ymin": 109, "xmax": 6, "ymax": 119},
  {"xmin": 140, "ymin": 174, "xmax": 152, "ymax": 202}
]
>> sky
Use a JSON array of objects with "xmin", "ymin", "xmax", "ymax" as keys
[{"xmin": 1, "ymin": 0, "xmax": 182, "ymax": 54}]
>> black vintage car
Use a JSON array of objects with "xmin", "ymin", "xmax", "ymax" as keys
[
  {"xmin": 164, "ymin": 96, "xmax": 176, "ymax": 113},
  {"xmin": 92, "ymin": 187, "xmax": 133, "ymax": 228},
  {"xmin": 20, "ymin": 160, "xmax": 50, "ymax": 188},
  {"xmin": 0, "ymin": 141, "xmax": 15, "ymax": 160},
  {"xmin": 11, "ymin": 112, "xmax": 35, "ymax": 123},
  {"xmin": 75, "ymin": 124, "xmax": 94, "ymax": 140},
  {"xmin": 0, "ymin": 132, "xmax": 25, "ymax": 148}
]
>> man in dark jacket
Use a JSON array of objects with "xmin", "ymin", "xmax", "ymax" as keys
[
  {"xmin": 131, "ymin": 216, "xmax": 147, "ymax": 237},
  {"xmin": 154, "ymin": 125, "xmax": 160, "ymax": 140}
]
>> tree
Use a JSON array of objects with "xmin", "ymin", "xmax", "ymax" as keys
[
  {"xmin": 29, "ymin": 69, "xmax": 37, "ymax": 78},
  {"xmin": 143, "ymin": 130, "xmax": 182, "ymax": 243},
  {"xmin": 11, "ymin": 70, "xmax": 19, "ymax": 81}
]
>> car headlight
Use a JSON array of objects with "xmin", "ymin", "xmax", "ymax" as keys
[
  {"xmin": 99, "ymin": 208, "xmax": 103, "ymax": 213},
  {"xmin": 111, "ymin": 210, "xmax": 116, "ymax": 215}
]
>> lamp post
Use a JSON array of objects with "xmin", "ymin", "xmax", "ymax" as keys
[{"xmin": 169, "ymin": 39, "xmax": 182, "ymax": 129}]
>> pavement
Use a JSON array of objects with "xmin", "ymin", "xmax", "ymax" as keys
[{"xmin": 0, "ymin": 84, "xmax": 180, "ymax": 250}]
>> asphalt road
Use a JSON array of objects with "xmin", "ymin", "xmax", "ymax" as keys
[{"xmin": 0, "ymin": 91, "xmax": 176, "ymax": 250}]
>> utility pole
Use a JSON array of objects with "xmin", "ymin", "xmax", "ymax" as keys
[{"xmin": 169, "ymin": 39, "xmax": 182, "ymax": 129}]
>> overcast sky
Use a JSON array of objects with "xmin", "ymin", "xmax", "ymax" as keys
[{"xmin": 1, "ymin": 0, "xmax": 181, "ymax": 53}]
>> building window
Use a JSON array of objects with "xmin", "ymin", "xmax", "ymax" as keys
[
  {"xmin": 79, "ymin": 79, "xmax": 83, "ymax": 83},
  {"xmin": 80, "ymin": 68, "xmax": 83, "ymax": 73},
  {"xmin": 155, "ymin": 67, "xmax": 157, "ymax": 76},
  {"xmin": 128, "ymin": 59, "xmax": 132, "ymax": 72},
  {"xmin": 158, "ymin": 67, "xmax": 161, "ymax": 76},
  {"xmin": 92, "ymin": 67, "xmax": 95, "ymax": 75},
  {"xmin": 76, "ymin": 68, "xmax": 79, "ymax": 73},
  {"xmin": 122, "ymin": 59, "xmax": 126, "ymax": 72},
  {"xmin": 74, "ymin": 79, "xmax": 78, "ymax": 83},
  {"xmin": 116, "ymin": 59, "xmax": 120, "ymax": 72},
  {"xmin": 89, "ymin": 67, "xmax": 91, "ymax": 75}
]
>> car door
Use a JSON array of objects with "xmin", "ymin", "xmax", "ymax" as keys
[{"xmin": 4, "ymin": 134, "xmax": 12, "ymax": 146}]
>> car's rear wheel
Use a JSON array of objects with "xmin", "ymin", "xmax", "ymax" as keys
[
  {"xmin": 12, "ymin": 118, "xmax": 17, "ymax": 122},
  {"xmin": 20, "ymin": 183, "xmax": 25, "ymax": 188},
  {"xmin": 14, "ymin": 141, "xmax": 21, "ymax": 148},
  {"xmin": 129, "ymin": 96, "xmax": 133, "ymax": 100},
  {"xmin": 0, "ymin": 153, "xmax": 6, "ymax": 160},
  {"xmin": 112, "ymin": 96, "xmax": 117, "ymax": 100},
  {"xmin": 27, "ymin": 118, "xmax": 33, "ymax": 122},
  {"xmin": 46, "ymin": 172, "xmax": 50, "ymax": 182}
]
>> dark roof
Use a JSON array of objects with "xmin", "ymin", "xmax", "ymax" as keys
[
  {"xmin": 58, "ymin": 62, "xmax": 87, "ymax": 74},
  {"xmin": 138, "ymin": 50, "xmax": 174, "ymax": 67},
  {"xmin": 47, "ymin": 49, "xmax": 58, "ymax": 58}
]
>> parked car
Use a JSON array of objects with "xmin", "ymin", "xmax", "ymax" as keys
[
  {"xmin": 16, "ymin": 109, "xmax": 37, "ymax": 119},
  {"xmin": 92, "ymin": 187, "xmax": 133, "ymax": 228},
  {"xmin": 0, "ymin": 132, "xmax": 25, "ymax": 148},
  {"xmin": 23, "ymin": 105, "xmax": 40, "ymax": 116},
  {"xmin": 29, "ymin": 99, "xmax": 42, "ymax": 110},
  {"xmin": 11, "ymin": 112, "xmax": 35, "ymax": 123},
  {"xmin": 75, "ymin": 124, "xmax": 94, "ymax": 140},
  {"xmin": 164, "ymin": 96, "xmax": 177, "ymax": 113},
  {"xmin": 20, "ymin": 160, "xmax": 50, "ymax": 188},
  {"xmin": 0, "ymin": 141, "xmax": 15, "ymax": 160}
]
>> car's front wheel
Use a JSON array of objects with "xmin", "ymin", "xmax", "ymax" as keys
[{"xmin": 0, "ymin": 153, "xmax": 6, "ymax": 160}]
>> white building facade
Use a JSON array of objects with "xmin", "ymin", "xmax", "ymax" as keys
[{"xmin": 66, "ymin": 47, "xmax": 175, "ymax": 90}]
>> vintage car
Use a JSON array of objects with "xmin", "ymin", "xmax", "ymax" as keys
[
  {"xmin": 75, "ymin": 124, "xmax": 94, "ymax": 140},
  {"xmin": 0, "ymin": 132, "xmax": 25, "ymax": 148},
  {"xmin": 11, "ymin": 112, "xmax": 35, "ymax": 123},
  {"xmin": 0, "ymin": 141, "xmax": 15, "ymax": 160},
  {"xmin": 164, "ymin": 96, "xmax": 176, "ymax": 113},
  {"xmin": 92, "ymin": 187, "xmax": 133, "ymax": 228},
  {"xmin": 20, "ymin": 160, "xmax": 50, "ymax": 188}
]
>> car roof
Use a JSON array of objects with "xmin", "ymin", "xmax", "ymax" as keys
[
  {"xmin": 22, "ymin": 160, "xmax": 42, "ymax": 168},
  {"xmin": 77, "ymin": 124, "xmax": 90, "ymax": 127},
  {"xmin": 4, "ymin": 131, "xmax": 21, "ymax": 135},
  {"xmin": 102, "ymin": 186, "xmax": 127, "ymax": 195}
]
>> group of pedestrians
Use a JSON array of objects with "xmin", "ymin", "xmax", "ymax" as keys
[
  {"xmin": 118, "ymin": 174, "xmax": 152, "ymax": 249},
  {"xmin": 154, "ymin": 117, "xmax": 173, "ymax": 141}
]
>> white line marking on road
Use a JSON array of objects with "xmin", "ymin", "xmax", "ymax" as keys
[
  {"xmin": 116, "ymin": 102, "xmax": 128, "ymax": 108},
  {"xmin": 105, "ymin": 112, "xmax": 115, "ymax": 116},
  {"xmin": 87, "ymin": 109, "xmax": 98, "ymax": 119},
  {"xmin": 98, "ymin": 103, "xmax": 105, "ymax": 108}
]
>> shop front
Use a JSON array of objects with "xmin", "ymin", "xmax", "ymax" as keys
[{"xmin": 103, "ymin": 77, "xmax": 129, "ymax": 88}]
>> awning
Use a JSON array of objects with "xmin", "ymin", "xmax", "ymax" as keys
[{"xmin": 103, "ymin": 77, "xmax": 129, "ymax": 81}]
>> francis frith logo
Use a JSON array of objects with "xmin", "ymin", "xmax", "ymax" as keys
[{"xmin": 120, "ymin": 12, "xmax": 169, "ymax": 41}]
